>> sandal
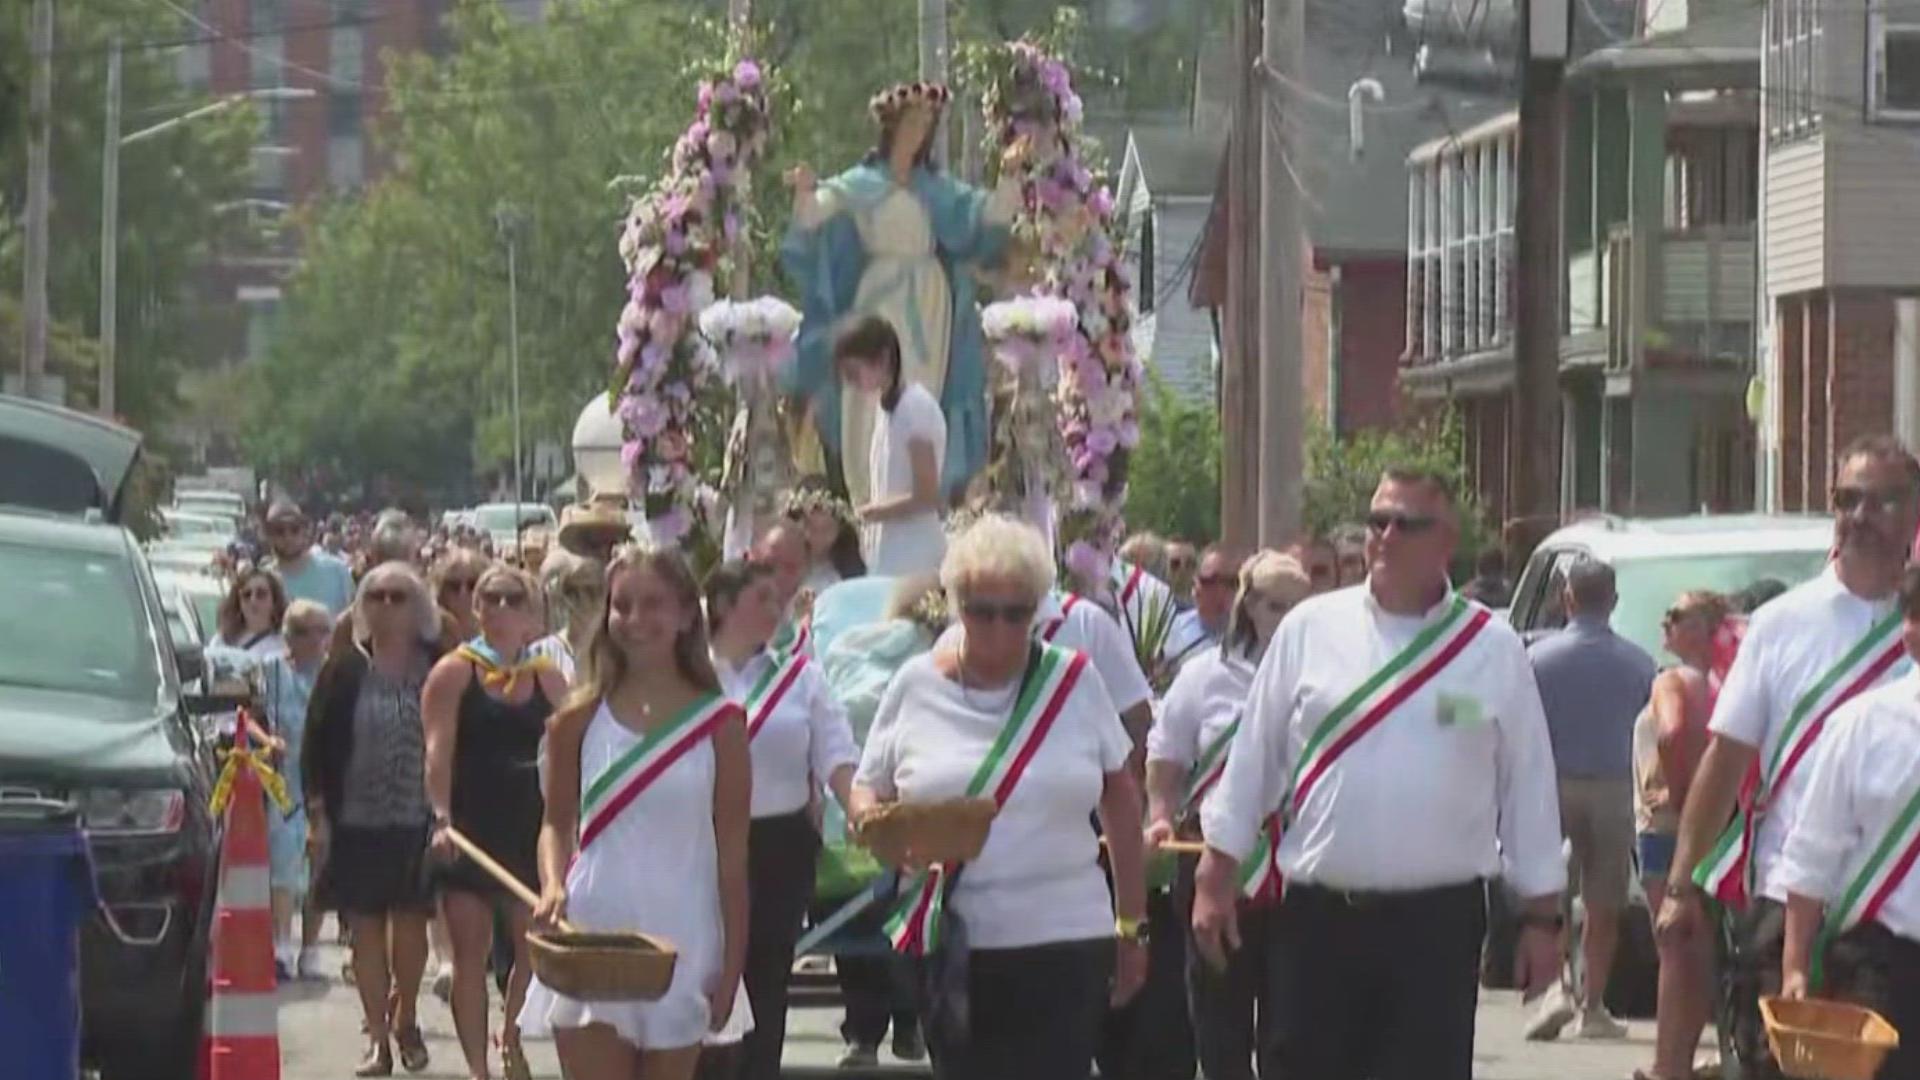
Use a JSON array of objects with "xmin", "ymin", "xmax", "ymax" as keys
[
  {"xmin": 353, "ymin": 1037, "xmax": 393, "ymax": 1078},
  {"xmin": 394, "ymin": 1024, "xmax": 430, "ymax": 1074}
]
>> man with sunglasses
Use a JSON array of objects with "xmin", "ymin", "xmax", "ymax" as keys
[
  {"xmin": 1166, "ymin": 546, "xmax": 1240, "ymax": 676},
  {"xmin": 1658, "ymin": 434, "xmax": 1920, "ymax": 1080},
  {"xmin": 265, "ymin": 499, "xmax": 355, "ymax": 616},
  {"xmin": 1193, "ymin": 466, "xmax": 1565, "ymax": 1080}
]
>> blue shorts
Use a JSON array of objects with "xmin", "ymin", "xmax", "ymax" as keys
[
  {"xmin": 268, "ymin": 806, "xmax": 310, "ymax": 896},
  {"xmin": 1637, "ymin": 831, "xmax": 1676, "ymax": 880}
]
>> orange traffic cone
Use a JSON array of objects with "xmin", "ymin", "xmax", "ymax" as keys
[{"xmin": 202, "ymin": 715, "xmax": 282, "ymax": 1080}]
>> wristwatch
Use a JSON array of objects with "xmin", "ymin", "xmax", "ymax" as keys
[
  {"xmin": 1516, "ymin": 911, "xmax": 1566, "ymax": 933},
  {"xmin": 1115, "ymin": 915, "xmax": 1150, "ymax": 945}
]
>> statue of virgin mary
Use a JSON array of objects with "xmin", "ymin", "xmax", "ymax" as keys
[{"xmin": 780, "ymin": 81, "xmax": 1022, "ymax": 506}]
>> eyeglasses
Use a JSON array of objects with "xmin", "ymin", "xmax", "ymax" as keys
[
  {"xmin": 1832, "ymin": 485, "xmax": 1911, "ymax": 517},
  {"xmin": 960, "ymin": 599, "xmax": 1037, "ymax": 625},
  {"xmin": 363, "ymin": 589, "xmax": 409, "ymax": 606},
  {"xmin": 478, "ymin": 589, "xmax": 529, "ymax": 609},
  {"xmin": 1365, "ymin": 511, "xmax": 1439, "ymax": 536}
]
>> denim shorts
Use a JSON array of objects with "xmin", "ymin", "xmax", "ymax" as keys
[
  {"xmin": 1636, "ymin": 831, "xmax": 1676, "ymax": 881},
  {"xmin": 268, "ymin": 806, "xmax": 309, "ymax": 896}
]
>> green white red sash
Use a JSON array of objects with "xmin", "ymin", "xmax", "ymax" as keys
[
  {"xmin": 886, "ymin": 645, "xmax": 1088, "ymax": 955},
  {"xmin": 772, "ymin": 618, "xmax": 811, "ymax": 658},
  {"xmin": 1241, "ymin": 595, "xmax": 1491, "ymax": 901},
  {"xmin": 1183, "ymin": 719, "xmax": 1239, "ymax": 818},
  {"xmin": 1696, "ymin": 612, "xmax": 1904, "ymax": 908},
  {"xmin": 1038, "ymin": 594, "xmax": 1084, "ymax": 643},
  {"xmin": 1812, "ymin": 774, "xmax": 1920, "ymax": 988},
  {"xmin": 578, "ymin": 694, "xmax": 739, "ymax": 851},
  {"xmin": 744, "ymin": 652, "xmax": 809, "ymax": 742}
]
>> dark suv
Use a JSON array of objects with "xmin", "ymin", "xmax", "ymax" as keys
[{"xmin": 0, "ymin": 512, "xmax": 220, "ymax": 1080}]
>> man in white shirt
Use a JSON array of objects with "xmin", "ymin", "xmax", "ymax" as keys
[
  {"xmin": 1192, "ymin": 466, "xmax": 1565, "ymax": 1080},
  {"xmin": 1659, "ymin": 434, "xmax": 1920, "ymax": 1080},
  {"xmin": 1775, "ymin": 566, "xmax": 1920, "ymax": 1080}
]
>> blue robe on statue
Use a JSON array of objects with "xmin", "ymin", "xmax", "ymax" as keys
[{"xmin": 780, "ymin": 160, "xmax": 1011, "ymax": 497}]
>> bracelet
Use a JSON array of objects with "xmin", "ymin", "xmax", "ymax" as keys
[{"xmin": 1115, "ymin": 915, "xmax": 1149, "ymax": 943}]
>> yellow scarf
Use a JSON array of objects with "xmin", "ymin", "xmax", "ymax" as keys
[{"xmin": 456, "ymin": 638, "xmax": 553, "ymax": 696}]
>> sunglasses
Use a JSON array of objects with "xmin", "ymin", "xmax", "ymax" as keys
[
  {"xmin": 1169, "ymin": 558, "xmax": 1195, "ymax": 572},
  {"xmin": 479, "ymin": 590, "xmax": 529, "ymax": 609},
  {"xmin": 1196, "ymin": 573, "xmax": 1235, "ymax": 589},
  {"xmin": 240, "ymin": 586, "xmax": 273, "ymax": 601},
  {"xmin": 363, "ymin": 588, "xmax": 410, "ymax": 606},
  {"xmin": 1365, "ymin": 511, "xmax": 1439, "ymax": 536},
  {"xmin": 266, "ymin": 521, "xmax": 305, "ymax": 536},
  {"xmin": 960, "ymin": 600, "xmax": 1037, "ymax": 625},
  {"xmin": 1832, "ymin": 485, "xmax": 1911, "ymax": 516}
]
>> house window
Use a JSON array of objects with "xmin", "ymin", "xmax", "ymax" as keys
[
  {"xmin": 1767, "ymin": 0, "xmax": 1821, "ymax": 141},
  {"xmin": 1872, "ymin": 16, "xmax": 1920, "ymax": 119}
]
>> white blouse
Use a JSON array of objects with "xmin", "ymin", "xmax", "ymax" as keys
[
  {"xmin": 856, "ymin": 651, "xmax": 1131, "ymax": 949},
  {"xmin": 715, "ymin": 649, "xmax": 859, "ymax": 819},
  {"xmin": 1147, "ymin": 647, "xmax": 1259, "ymax": 823}
]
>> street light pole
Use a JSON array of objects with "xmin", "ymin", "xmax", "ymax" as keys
[
  {"xmin": 496, "ymin": 204, "xmax": 526, "ymax": 507},
  {"xmin": 99, "ymin": 37, "xmax": 122, "ymax": 418},
  {"xmin": 22, "ymin": 0, "xmax": 54, "ymax": 401}
]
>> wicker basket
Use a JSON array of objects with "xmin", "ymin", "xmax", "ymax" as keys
[
  {"xmin": 527, "ymin": 930, "xmax": 678, "ymax": 1002},
  {"xmin": 1761, "ymin": 996, "xmax": 1900, "ymax": 1080},
  {"xmin": 856, "ymin": 798, "xmax": 998, "ymax": 867}
]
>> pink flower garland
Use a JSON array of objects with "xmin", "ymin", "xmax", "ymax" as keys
[{"xmin": 609, "ymin": 57, "xmax": 770, "ymax": 546}]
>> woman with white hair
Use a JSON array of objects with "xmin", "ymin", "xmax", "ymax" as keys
[
  {"xmin": 848, "ymin": 515, "xmax": 1149, "ymax": 1080},
  {"xmin": 304, "ymin": 561, "xmax": 444, "ymax": 1077},
  {"xmin": 1144, "ymin": 550, "xmax": 1311, "ymax": 1080},
  {"xmin": 531, "ymin": 548, "xmax": 605, "ymax": 682}
]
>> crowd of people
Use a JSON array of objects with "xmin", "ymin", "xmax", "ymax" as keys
[{"xmin": 197, "ymin": 431, "xmax": 1920, "ymax": 1080}]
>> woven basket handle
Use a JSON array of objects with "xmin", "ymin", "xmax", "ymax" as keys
[{"xmin": 446, "ymin": 825, "xmax": 580, "ymax": 934}]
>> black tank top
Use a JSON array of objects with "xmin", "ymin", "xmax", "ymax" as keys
[{"xmin": 449, "ymin": 664, "xmax": 550, "ymax": 886}]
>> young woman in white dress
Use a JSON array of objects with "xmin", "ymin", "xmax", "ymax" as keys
[
  {"xmin": 521, "ymin": 545, "xmax": 751, "ymax": 1080},
  {"xmin": 835, "ymin": 316, "xmax": 946, "ymax": 578}
]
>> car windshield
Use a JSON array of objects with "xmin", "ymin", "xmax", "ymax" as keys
[
  {"xmin": 0, "ymin": 541, "xmax": 160, "ymax": 701},
  {"xmin": 1613, "ymin": 549, "xmax": 1830, "ymax": 658},
  {"xmin": 165, "ymin": 513, "xmax": 229, "ymax": 537},
  {"xmin": 475, "ymin": 505, "xmax": 552, "ymax": 531}
]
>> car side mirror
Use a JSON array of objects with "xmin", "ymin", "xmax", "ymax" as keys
[{"xmin": 175, "ymin": 643, "xmax": 205, "ymax": 685}]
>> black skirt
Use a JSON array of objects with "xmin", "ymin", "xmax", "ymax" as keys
[{"xmin": 314, "ymin": 822, "xmax": 437, "ymax": 916}]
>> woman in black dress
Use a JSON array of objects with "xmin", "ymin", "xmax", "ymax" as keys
[
  {"xmin": 423, "ymin": 564, "xmax": 567, "ymax": 1080},
  {"xmin": 305, "ymin": 561, "xmax": 444, "ymax": 1077}
]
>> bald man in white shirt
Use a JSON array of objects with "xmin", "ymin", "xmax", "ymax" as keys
[{"xmin": 1192, "ymin": 467, "xmax": 1565, "ymax": 1080}]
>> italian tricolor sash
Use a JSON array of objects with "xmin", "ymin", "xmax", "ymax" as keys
[
  {"xmin": 1242, "ymin": 596, "xmax": 1491, "ymax": 900},
  {"xmin": 1696, "ymin": 611, "xmax": 1904, "ymax": 908},
  {"xmin": 886, "ymin": 646, "xmax": 1088, "ymax": 956},
  {"xmin": 1183, "ymin": 719, "xmax": 1240, "ymax": 818},
  {"xmin": 1039, "ymin": 594, "xmax": 1084, "ymax": 643},
  {"xmin": 744, "ymin": 652, "xmax": 809, "ymax": 742},
  {"xmin": 772, "ymin": 618, "xmax": 811, "ymax": 659},
  {"xmin": 578, "ymin": 694, "xmax": 739, "ymax": 851},
  {"xmin": 1812, "ymin": 774, "xmax": 1920, "ymax": 989}
]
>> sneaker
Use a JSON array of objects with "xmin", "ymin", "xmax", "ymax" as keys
[
  {"xmin": 836, "ymin": 1043, "xmax": 879, "ymax": 1069},
  {"xmin": 1576, "ymin": 1007, "xmax": 1628, "ymax": 1040},
  {"xmin": 891, "ymin": 1027, "xmax": 926, "ymax": 1062},
  {"xmin": 297, "ymin": 948, "xmax": 326, "ymax": 981},
  {"xmin": 275, "ymin": 957, "xmax": 294, "ymax": 984},
  {"xmin": 1524, "ymin": 985, "xmax": 1576, "ymax": 1042},
  {"xmin": 431, "ymin": 962, "xmax": 454, "ymax": 1005}
]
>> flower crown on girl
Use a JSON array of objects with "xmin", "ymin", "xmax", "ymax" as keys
[
  {"xmin": 783, "ymin": 486, "xmax": 854, "ymax": 527},
  {"xmin": 869, "ymin": 81, "xmax": 952, "ymax": 121}
]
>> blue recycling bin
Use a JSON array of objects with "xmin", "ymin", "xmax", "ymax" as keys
[{"xmin": 0, "ymin": 801, "xmax": 96, "ymax": 1080}]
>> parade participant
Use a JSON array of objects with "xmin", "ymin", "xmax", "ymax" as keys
[
  {"xmin": 1119, "ymin": 533, "xmax": 1170, "ymax": 582},
  {"xmin": 755, "ymin": 522, "xmax": 815, "ymax": 656},
  {"xmin": 785, "ymin": 480, "xmax": 866, "ymax": 594},
  {"xmin": 424, "ymin": 565, "xmax": 566, "ymax": 1080},
  {"xmin": 1524, "ymin": 559, "xmax": 1656, "ymax": 1042},
  {"xmin": 1776, "ymin": 564, "xmax": 1920, "ymax": 1080},
  {"xmin": 782, "ymin": 81, "xmax": 1021, "ymax": 504},
  {"xmin": 1166, "ymin": 540, "xmax": 1199, "ymax": 609},
  {"xmin": 1283, "ymin": 535, "xmax": 1337, "ymax": 595},
  {"xmin": 835, "ymin": 317, "xmax": 947, "ymax": 577},
  {"xmin": 1632, "ymin": 590, "xmax": 1727, "ymax": 1080},
  {"xmin": 703, "ymin": 559, "xmax": 860, "ymax": 1080},
  {"xmin": 1146, "ymin": 550, "xmax": 1310, "ymax": 1080},
  {"xmin": 266, "ymin": 499, "xmax": 355, "ymax": 615},
  {"xmin": 1659, "ymin": 435, "xmax": 1920, "ymax": 1080},
  {"xmin": 262, "ymin": 599, "xmax": 332, "ymax": 982},
  {"xmin": 532, "ymin": 548, "xmax": 605, "ymax": 682},
  {"xmin": 1193, "ymin": 466, "xmax": 1565, "ymax": 1080},
  {"xmin": 1166, "ymin": 546, "xmax": 1238, "ymax": 675},
  {"xmin": 214, "ymin": 567, "xmax": 290, "ymax": 661},
  {"xmin": 521, "ymin": 545, "xmax": 751, "ymax": 1080},
  {"xmin": 849, "ymin": 515, "xmax": 1149, "ymax": 1080},
  {"xmin": 434, "ymin": 547, "xmax": 493, "ymax": 643},
  {"xmin": 304, "ymin": 562, "xmax": 444, "ymax": 1076},
  {"xmin": 1328, "ymin": 524, "xmax": 1366, "ymax": 587}
]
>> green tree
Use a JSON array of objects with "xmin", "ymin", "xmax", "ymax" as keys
[
  {"xmin": 1303, "ymin": 411, "xmax": 1490, "ymax": 557},
  {"xmin": 1124, "ymin": 374, "xmax": 1221, "ymax": 542}
]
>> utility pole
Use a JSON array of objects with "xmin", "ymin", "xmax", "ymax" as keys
[
  {"xmin": 99, "ymin": 37, "xmax": 123, "ymax": 419},
  {"xmin": 919, "ymin": 0, "xmax": 949, "ymax": 167},
  {"xmin": 1512, "ymin": 0, "xmax": 1569, "ymax": 530},
  {"xmin": 496, "ymin": 205, "xmax": 526, "ymax": 507},
  {"xmin": 728, "ymin": 0, "xmax": 752, "ymax": 295},
  {"xmin": 1257, "ymin": 0, "xmax": 1304, "ymax": 545},
  {"xmin": 21, "ymin": 0, "xmax": 54, "ymax": 402},
  {"xmin": 1220, "ymin": 0, "xmax": 1261, "ymax": 551}
]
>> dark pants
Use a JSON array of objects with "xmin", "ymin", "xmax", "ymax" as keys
[
  {"xmin": 828, "ymin": 898, "xmax": 918, "ymax": 1049},
  {"xmin": 1096, "ymin": 887, "xmax": 1196, "ymax": 1080},
  {"xmin": 927, "ymin": 938, "xmax": 1115, "ymax": 1080},
  {"xmin": 1184, "ymin": 891, "xmax": 1280, "ymax": 1080},
  {"xmin": 1823, "ymin": 921, "xmax": 1920, "ymax": 1080},
  {"xmin": 1270, "ymin": 881, "xmax": 1486, "ymax": 1080},
  {"xmin": 733, "ymin": 811, "xmax": 819, "ymax": 1080},
  {"xmin": 1721, "ymin": 899, "xmax": 1787, "ymax": 1080}
]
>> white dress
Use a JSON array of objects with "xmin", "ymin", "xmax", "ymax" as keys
[
  {"xmin": 519, "ymin": 699, "xmax": 747, "ymax": 1050},
  {"xmin": 863, "ymin": 382, "xmax": 946, "ymax": 578}
]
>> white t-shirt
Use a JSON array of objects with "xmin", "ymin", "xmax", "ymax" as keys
[
  {"xmin": 530, "ymin": 633, "xmax": 578, "ymax": 683},
  {"xmin": 715, "ymin": 650, "xmax": 859, "ymax": 818},
  {"xmin": 935, "ymin": 592, "xmax": 1152, "ymax": 715},
  {"xmin": 856, "ymin": 650, "xmax": 1132, "ymax": 949},
  {"xmin": 864, "ymin": 383, "xmax": 946, "ymax": 577},
  {"xmin": 1147, "ymin": 647, "xmax": 1258, "ymax": 823}
]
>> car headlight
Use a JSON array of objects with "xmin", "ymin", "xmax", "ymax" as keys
[{"xmin": 79, "ymin": 788, "xmax": 186, "ymax": 835}]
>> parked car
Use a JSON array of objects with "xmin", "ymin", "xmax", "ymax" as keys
[
  {"xmin": 0, "ymin": 393, "xmax": 147, "ymax": 524},
  {"xmin": 472, "ymin": 501, "xmax": 556, "ymax": 553},
  {"xmin": 0, "ymin": 512, "xmax": 221, "ymax": 1080},
  {"xmin": 172, "ymin": 488, "xmax": 246, "ymax": 522},
  {"xmin": 159, "ymin": 507, "xmax": 236, "ymax": 542}
]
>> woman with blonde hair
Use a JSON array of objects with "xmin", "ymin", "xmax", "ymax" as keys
[
  {"xmin": 424, "ymin": 564, "xmax": 567, "ymax": 1080},
  {"xmin": 520, "ymin": 545, "xmax": 751, "ymax": 1080},
  {"xmin": 304, "ymin": 561, "xmax": 445, "ymax": 1076},
  {"xmin": 433, "ymin": 547, "xmax": 494, "ymax": 643},
  {"xmin": 531, "ymin": 548, "xmax": 605, "ymax": 682},
  {"xmin": 1144, "ymin": 550, "xmax": 1311, "ymax": 1080},
  {"xmin": 849, "ymin": 514, "xmax": 1148, "ymax": 1080}
]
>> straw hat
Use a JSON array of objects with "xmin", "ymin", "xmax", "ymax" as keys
[{"xmin": 557, "ymin": 496, "xmax": 633, "ymax": 557}]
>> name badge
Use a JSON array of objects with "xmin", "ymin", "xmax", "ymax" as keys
[{"xmin": 1436, "ymin": 692, "xmax": 1486, "ymax": 729}]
